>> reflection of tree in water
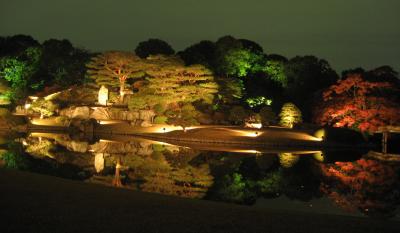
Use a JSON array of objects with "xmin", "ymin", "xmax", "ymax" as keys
[
  {"xmin": 278, "ymin": 153, "xmax": 299, "ymax": 168},
  {"xmin": 207, "ymin": 154, "xmax": 321, "ymax": 204},
  {"xmin": 115, "ymin": 147, "xmax": 213, "ymax": 198},
  {"xmin": 2, "ymin": 140, "xmax": 88, "ymax": 180},
  {"xmin": 318, "ymin": 158, "xmax": 400, "ymax": 218}
]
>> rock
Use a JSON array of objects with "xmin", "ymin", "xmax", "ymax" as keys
[
  {"xmin": 137, "ymin": 146, "xmax": 153, "ymax": 156},
  {"xmin": 140, "ymin": 121, "xmax": 152, "ymax": 127},
  {"xmin": 69, "ymin": 141, "xmax": 88, "ymax": 153},
  {"xmin": 72, "ymin": 106, "xmax": 90, "ymax": 119},
  {"xmin": 90, "ymin": 107, "xmax": 112, "ymax": 120},
  {"xmin": 139, "ymin": 110, "xmax": 155, "ymax": 122},
  {"xmin": 126, "ymin": 111, "xmax": 139, "ymax": 121}
]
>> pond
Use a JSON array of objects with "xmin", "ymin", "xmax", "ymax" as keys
[{"xmin": 1, "ymin": 131, "xmax": 399, "ymax": 220}]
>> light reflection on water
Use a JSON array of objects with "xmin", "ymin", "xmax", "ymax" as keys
[{"xmin": 1, "ymin": 132, "xmax": 399, "ymax": 220}]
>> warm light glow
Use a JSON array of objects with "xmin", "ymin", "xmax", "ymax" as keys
[
  {"xmin": 314, "ymin": 129, "xmax": 325, "ymax": 141},
  {"xmin": 231, "ymin": 149, "xmax": 262, "ymax": 154},
  {"xmin": 99, "ymin": 139, "xmax": 119, "ymax": 143},
  {"xmin": 313, "ymin": 151, "xmax": 325, "ymax": 162},
  {"xmin": 98, "ymin": 120, "xmax": 124, "ymax": 125},
  {"xmin": 247, "ymin": 123, "xmax": 262, "ymax": 129},
  {"xmin": 151, "ymin": 125, "xmax": 200, "ymax": 133},
  {"xmin": 24, "ymin": 103, "xmax": 31, "ymax": 109},
  {"xmin": 44, "ymin": 91, "xmax": 61, "ymax": 101},
  {"xmin": 229, "ymin": 129, "xmax": 263, "ymax": 137},
  {"xmin": 153, "ymin": 141, "xmax": 175, "ymax": 146},
  {"xmin": 30, "ymin": 119, "xmax": 40, "ymax": 125}
]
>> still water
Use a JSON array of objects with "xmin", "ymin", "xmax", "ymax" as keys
[{"xmin": 1, "ymin": 132, "xmax": 399, "ymax": 220}]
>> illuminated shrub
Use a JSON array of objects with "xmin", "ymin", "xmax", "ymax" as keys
[
  {"xmin": 30, "ymin": 98, "xmax": 58, "ymax": 118},
  {"xmin": 154, "ymin": 116, "xmax": 168, "ymax": 124},
  {"xmin": 245, "ymin": 96, "xmax": 272, "ymax": 108},
  {"xmin": 279, "ymin": 102, "xmax": 302, "ymax": 128}
]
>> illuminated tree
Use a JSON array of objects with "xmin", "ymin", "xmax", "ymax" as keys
[
  {"xmin": 219, "ymin": 48, "xmax": 265, "ymax": 78},
  {"xmin": 135, "ymin": 39, "xmax": 175, "ymax": 58},
  {"xmin": 245, "ymin": 96, "xmax": 272, "ymax": 108},
  {"xmin": 264, "ymin": 60, "xmax": 287, "ymax": 87},
  {"xmin": 0, "ymin": 47, "xmax": 42, "ymax": 100},
  {"xmin": 139, "ymin": 55, "xmax": 218, "ymax": 107},
  {"xmin": 86, "ymin": 51, "xmax": 145, "ymax": 101},
  {"xmin": 279, "ymin": 102, "xmax": 302, "ymax": 128},
  {"xmin": 166, "ymin": 103, "xmax": 199, "ymax": 132},
  {"xmin": 214, "ymin": 76, "xmax": 244, "ymax": 105},
  {"xmin": 313, "ymin": 74, "xmax": 400, "ymax": 133}
]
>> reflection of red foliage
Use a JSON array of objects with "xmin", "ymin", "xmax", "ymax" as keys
[
  {"xmin": 314, "ymin": 74, "xmax": 400, "ymax": 133},
  {"xmin": 319, "ymin": 158, "xmax": 400, "ymax": 217}
]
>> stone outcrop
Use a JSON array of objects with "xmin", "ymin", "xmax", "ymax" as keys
[
  {"xmin": 60, "ymin": 106, "xmax": 90, "ymax": 119},
  {"xmin": 60, "ymin": 106, "xmax": 155, "ymax": 125}
]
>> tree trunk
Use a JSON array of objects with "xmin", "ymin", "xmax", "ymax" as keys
[
  {"xmin": 113, "ymin": 159, "xmax": 123, "ymax": 187},
  {"xmin": 119, "ymin": 80, "xmax": 125, "ymax": 102}
]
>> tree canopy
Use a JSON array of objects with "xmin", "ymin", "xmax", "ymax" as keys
[
  {"xmin": 313, "ymin": 73, "xmax": 400, "ymax": 133},
  {"xmin": 135, "ymin": 39, "xmax": 175, "ymax": 58},
  {"xmin": 130, "ymin": 55, "xmax": 218, "ymax": 109},
  {"xmin": 86, "ymin": 51, "xmax": 146, "ymax": 100}
]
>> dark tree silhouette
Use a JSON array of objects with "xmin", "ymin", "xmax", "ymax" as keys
[{"xmin": 135, "ymin": 39, "xmax": 175, "ymax": 58}]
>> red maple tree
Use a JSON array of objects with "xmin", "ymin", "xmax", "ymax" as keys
[{"xmin": 313, "ymin": 74, "xmax": 400, "ymax": 133}]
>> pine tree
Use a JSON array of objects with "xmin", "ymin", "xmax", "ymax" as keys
[
  {"xmin": 86, "ymin": 51, "xmax": 146, "ymax": 101},
  {"xmin": 130, "ymin": 55, "xmax": 218, "ymax": 109}
]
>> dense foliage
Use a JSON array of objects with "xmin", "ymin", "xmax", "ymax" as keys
[
  {"xmin": 313, "ymin": 73, "xmax": 400, "ymax": 133},
  {"xmin": 1, "ymin": 34, "xmax": 399, "ymax": 133}
]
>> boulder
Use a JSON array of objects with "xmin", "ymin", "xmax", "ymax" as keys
[
  {"xmin": 90, "ymin": 107, "xmax": 112, "ymax": 120},
  {"xmin": 139, "ymin": 110, "xmax": 155, "ymax": 122},
  {"xmin": 68, "ymin": 141, "xmax": 89, "ymax": 153},
  {"xmin": 72, "ymin": 106, "xmax": 90, "ymax": 119},
  {"xmin": 140, "ymin": 121, "xmax": 152, "ymax": 127},
  {"xmin": 126, "ymin": 111, "xmax": 140, "ymax": 121}
]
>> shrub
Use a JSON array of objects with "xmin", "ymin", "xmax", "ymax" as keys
[
  {"xmin": 279, "ymin": 102, "xmax": 302, "ymax": 128},
  {"xmin": 154, "ymin": 116, "xmax": 168, "ymax": 124}
]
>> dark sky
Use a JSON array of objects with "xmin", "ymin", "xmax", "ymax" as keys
[{"xmin": 1, "ymin": 0, "xmax": 399, "ymax": 73}]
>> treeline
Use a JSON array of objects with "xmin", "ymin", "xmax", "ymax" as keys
[{"xmin": 1, "ymin": 34, "xmax": 399, "ymax": 132}]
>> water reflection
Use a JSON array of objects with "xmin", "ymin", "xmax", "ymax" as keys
[{"xmin": 1, "ymin": 132, "xmax": 399, "ymax": 219}]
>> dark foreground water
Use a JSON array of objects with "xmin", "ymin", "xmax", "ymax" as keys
[{"xmin": 1, "ymin": 132, "xmax": 399, "ymax": 220}]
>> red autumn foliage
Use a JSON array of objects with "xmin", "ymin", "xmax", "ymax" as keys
[
  {"xmin": 313, "ymin": 74, "xmax": 400, "ymax": 133},
  {"xmin": 318, "ymin": 158, "xmax": 400, "ymax": 217}
]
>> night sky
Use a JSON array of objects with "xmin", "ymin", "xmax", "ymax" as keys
[{"xmin": 1, "ymin": 0, "xmax": 399, "ymax": 73}]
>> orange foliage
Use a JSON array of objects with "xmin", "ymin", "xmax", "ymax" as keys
[
  {"xmin": 314, "ymin": 74, "xmax": 400, "ymax": 133},
  {"xmin": 319, "ymin": 158, "xmax": 400, "ymax": 217}
]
